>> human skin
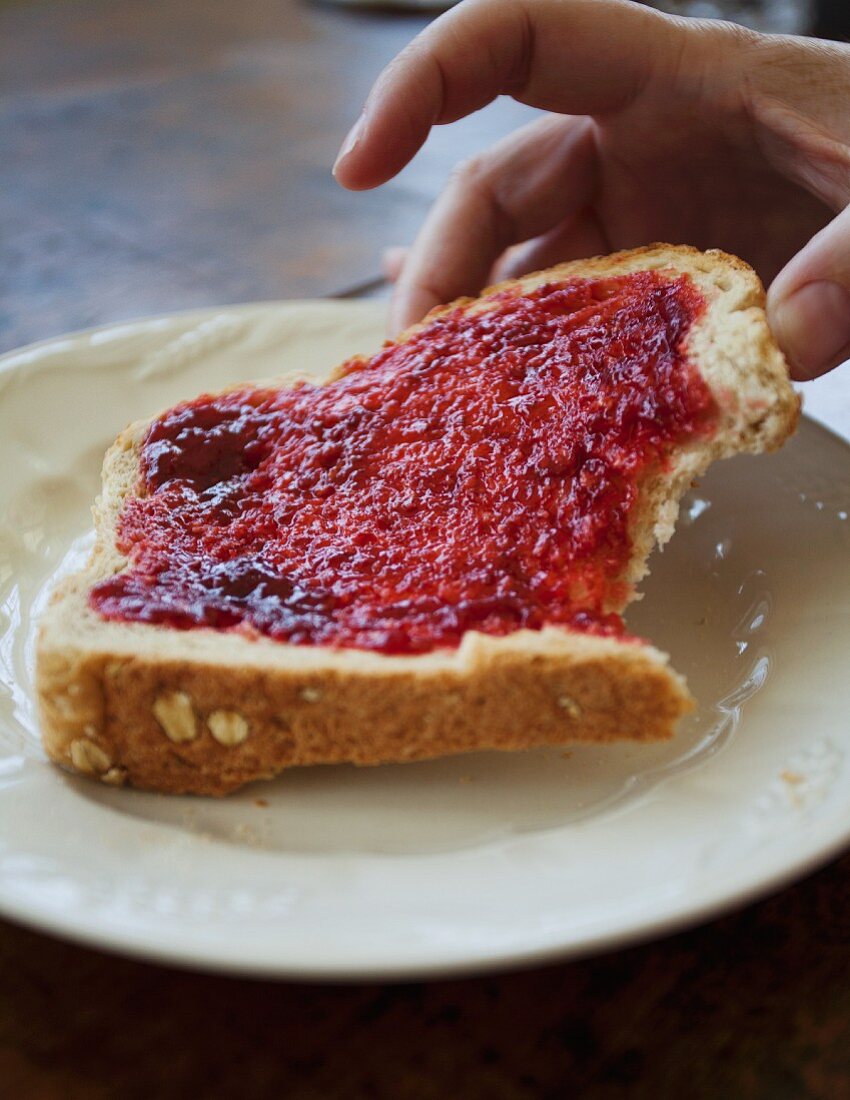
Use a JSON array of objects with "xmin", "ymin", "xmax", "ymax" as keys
[{"xmin": 333, "ymin": 0, "xmax": 850, "ymax": 381}]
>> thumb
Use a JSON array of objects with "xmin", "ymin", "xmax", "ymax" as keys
[{"xmin": 768, "ymin": 205, "xmax": 850, "ymax": 381}]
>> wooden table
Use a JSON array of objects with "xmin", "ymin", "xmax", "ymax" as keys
[
  {"xmin": 0, "ymin": 0, "xmax": 540, "ymax": 352},
  {"xmin": 3, "ymin": 1, "xmax": 850, "ymax": 1096}
]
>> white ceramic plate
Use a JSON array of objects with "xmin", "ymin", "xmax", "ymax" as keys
[{"xmin": 2, "ymin": 302, "xmax": 850, "ymax": 980}]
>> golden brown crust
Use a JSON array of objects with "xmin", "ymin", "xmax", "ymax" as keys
[
  {"xmin": 36, "ymin": 244, "xmax": 797, "ymax": 795},
  {"xmin": 37, "ymin": 626, "xmax": 692, "ymax": 796}
]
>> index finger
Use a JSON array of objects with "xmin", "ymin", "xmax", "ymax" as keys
[
  {"xmin": 388, "ymin": 113, "xmax": 598, "ymax": 332},
  {"xmin": 333, "ymin": 0, "xmax": 683, "ymax": 191}
]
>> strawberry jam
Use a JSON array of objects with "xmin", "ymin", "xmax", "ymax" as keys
[{"xmin": 90, "ymin": 271, "xmax": 715, "ymax": 654}]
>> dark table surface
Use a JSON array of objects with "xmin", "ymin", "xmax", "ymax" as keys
[{"xmin": 3, "ymin": 1, "xmax": 850, "ymax": 1096}]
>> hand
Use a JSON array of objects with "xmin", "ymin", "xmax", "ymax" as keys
[{"xmin": 333, "ymin": 0, "xmax": 850, "ymax": 380}]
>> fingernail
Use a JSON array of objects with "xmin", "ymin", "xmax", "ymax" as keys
[
  {"xmin": 332, "ymin": 114, "xmax": 365, "ymax": 178},
  {"xmin": 773, "ymin": 280, "xmax": 850, "ymax": 380}
]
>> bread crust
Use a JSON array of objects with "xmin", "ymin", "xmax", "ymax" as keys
[{"xmin": 36, "ymin": 245, "xmax": 799, "ymax": 795}]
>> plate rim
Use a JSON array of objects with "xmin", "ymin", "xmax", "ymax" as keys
[
  {"xmin": 0, "ymin": 817, "xmax": 846, "ymax": 981},
  {"xmin": 2, "ymin": 302, "xmax": 849, "ymax": 981}
]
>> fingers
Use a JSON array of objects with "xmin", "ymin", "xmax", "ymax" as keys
[
  {"xmin": 334, "ymin": 0, "xmax": 683, "ymax": 191},
  {"xmin": 382, "ymin": 246, "xmax": 407, "ymax": 282},
  {"xmin": 388, "ymin": 113, "xmax": 598, "ymax": 332},
  {"xmin": 491, "ymin": 209, "xmax": 610, "ymax": 283},
  {"xmin": 384, "ymin": 208, "xmax": 609, "ymax": 325},
  {"xmin": 769, "ymin": 204, "xmax": 850, "ymax": 380}
]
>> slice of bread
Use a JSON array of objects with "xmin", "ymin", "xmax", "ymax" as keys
[{"xmin": 36, "ymin": 245, "xmax": 799, "ymax": 795}]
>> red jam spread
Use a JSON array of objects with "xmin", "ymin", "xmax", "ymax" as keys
[{"xmin": 90, "ymin": 271, "xmax": 715, "ymax": 654}]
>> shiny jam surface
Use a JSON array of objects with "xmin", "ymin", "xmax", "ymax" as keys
[{"xmin": 90, "ymin": 272, "xmax": 715, "ymax": 654}]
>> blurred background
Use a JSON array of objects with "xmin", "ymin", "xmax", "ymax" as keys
[
  {"xmin": 649, "ymin": 0, "xmax": 809, "ymax": 32},
  {"xmin": 1, "ymin": 0, "xmax": 848, "ymax": 357}
]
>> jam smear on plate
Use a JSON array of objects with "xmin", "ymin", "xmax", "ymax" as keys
[{"xmin": 90, "ymin": 271, "xmax": 715, "ymax": 654}]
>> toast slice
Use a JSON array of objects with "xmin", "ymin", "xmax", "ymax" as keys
[{"xmin": 36, "ymin": 245, "xmax": 799, "ymax": 795}]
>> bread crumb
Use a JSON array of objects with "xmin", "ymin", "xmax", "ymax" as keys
[
  {"xmin": 233, "ymin": 822, "xmax": 260, "ymax": 845},
  {"xmin": 254, "ymin": 798, "xmax": 268, "ymax": 808}
]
